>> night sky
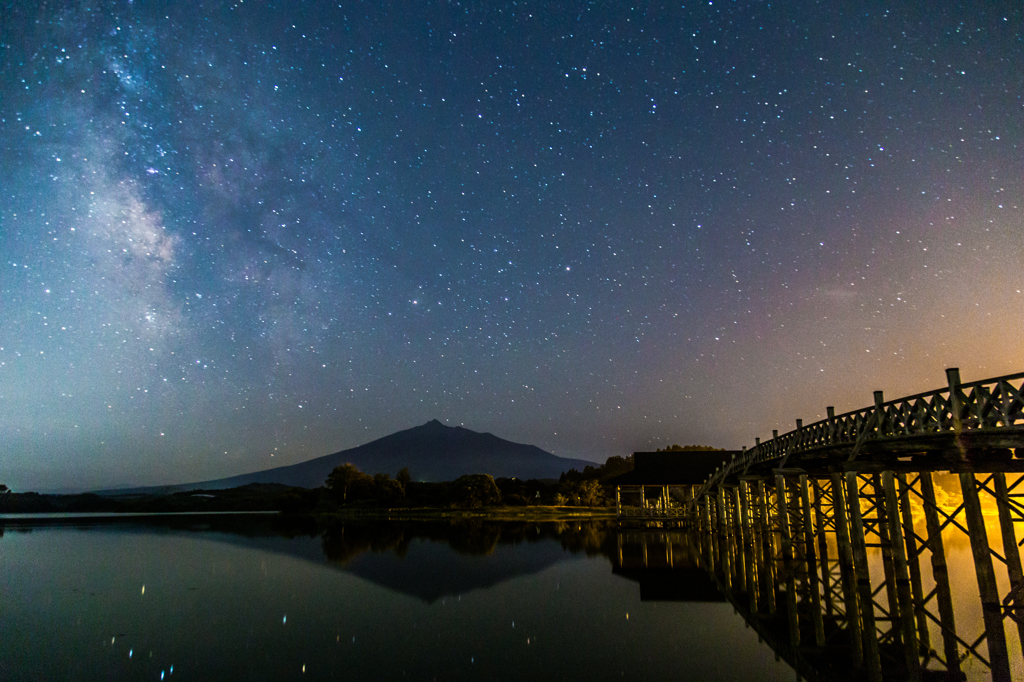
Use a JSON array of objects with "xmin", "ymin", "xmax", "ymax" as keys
[{"xmin": 2, "ymin": 2, "xmax": 1022, "ymax": 492}]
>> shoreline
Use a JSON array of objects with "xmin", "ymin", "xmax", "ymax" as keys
[{"xmin": 0, "ymin": 505, "xmax": 619, "ymax": 524}]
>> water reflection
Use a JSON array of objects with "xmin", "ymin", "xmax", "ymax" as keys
[{"xmin": 0, "ymin": 515, "xmax": 794, "ymax": 681}]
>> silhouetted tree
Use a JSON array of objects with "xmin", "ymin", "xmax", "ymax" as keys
[
  {"xmin": 0, "ymin": 484, "xmax": 8, "ymax": 494},
  {"xmin": 559, "ymin": 479, "xmax": 605, "ymax": 507},
  {"xmin": 656, "ymin": 444, "xmax": 724, "ymax": 452},
  {"xmin": 560, "ymin": 454, "xmax": 634, "ymax": 484},
  {"xmin": 326, "ymin": 463, "xmax": 372, "ymax": 503},
  {"xmin": 373, "ymin": 473, "xmax": 405, "ymax": 504},
  {"xmin": 448, "ymin": 474, "xmax": 502, "ymax": 508},
  {"xmin": 396, "ymin": 467, "xmax": 412, "ymax": 487}
]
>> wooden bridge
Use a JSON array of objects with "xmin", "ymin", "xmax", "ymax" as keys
[{"xmin": 626, "ymin": 368, "xmax": 1024, "ymax": 681}]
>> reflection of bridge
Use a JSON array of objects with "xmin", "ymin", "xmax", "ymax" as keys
[{"xmin": 634, "ymin": 369, "xmax": 1024, "ymax": 681}]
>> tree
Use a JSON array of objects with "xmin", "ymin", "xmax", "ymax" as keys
[
  {"xmin": 396, "ymin": 467, "xmax": 412, "ymax": 487},
  {"xmin": 326, "ymin": 463, "xmax": 372, "ymax": 503},
  {"xmin": 373, "ymin": 473, "xmax": 405, "ymax": 504},
  {"xmin": 0, "ymin": 484, "xmax": 9, "ymax": 494},
  {"xmin": 448, "ymin": 474, "xmax": 502, "ymax": 509},
  {"xmin": 656, "ymin": 444, "xmax": 724, "ymax": 452},
  {"xmin": 559, "ymin": 479, "xmax": 605, "ymax": 507}
]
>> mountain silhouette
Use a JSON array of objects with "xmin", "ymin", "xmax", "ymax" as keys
[{"xmin": 115, "ymin": 420, "xmax": 596, "ymax": 493}]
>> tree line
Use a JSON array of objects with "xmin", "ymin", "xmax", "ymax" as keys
[{"xmin": 322, "ymin": 454, "xmax": 636, "ymax": 510}]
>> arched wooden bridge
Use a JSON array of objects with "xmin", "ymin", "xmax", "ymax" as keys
[
  {"xmin": 697, "ymin": 368, "xmax": 1024, "ymax": 493},
  {"xmin": 625, "ymin": 368, "xmax": 1024, "ymax": 681}
]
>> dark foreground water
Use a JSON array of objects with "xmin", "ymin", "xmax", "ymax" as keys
[{"xmin": 0, "ymin": 515, "xmax": 795, "ymax": 681}]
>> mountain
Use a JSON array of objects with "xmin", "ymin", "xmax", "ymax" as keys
[{"xmin": 108, "ymin": 420, "xmax": 597, "ymax": 493}]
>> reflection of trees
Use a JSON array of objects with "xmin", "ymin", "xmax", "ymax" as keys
[
  {"xmin": 319, "ymin": 519, "xmax": 618, "ymax": 564},
  {"xmin": 551, "ymin": 520, "xmax": 616, "ymax": 556},
  {"xmin": 321, "ymin": 521, "xmax": 412, "ymax": 565}
]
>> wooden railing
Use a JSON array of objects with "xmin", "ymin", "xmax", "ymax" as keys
[{"xmin": 694, "ymin": 368, "xmax": 1024, "ymax": 502}]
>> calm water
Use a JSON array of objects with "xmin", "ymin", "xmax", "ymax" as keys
[{"xmin": 0, "ymin": 516, "xmax": 794, "ymax": 681}]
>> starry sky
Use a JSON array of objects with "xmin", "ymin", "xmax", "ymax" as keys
[{"xmin": 1, "ymin": 1, "xmax": 1022, "ymax": 492}]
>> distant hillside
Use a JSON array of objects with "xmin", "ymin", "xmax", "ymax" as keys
[{"xmin": 102, "ymin": 420, "xmax": 596, "ymax": 494}]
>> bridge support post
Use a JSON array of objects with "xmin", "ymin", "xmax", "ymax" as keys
[
  {"xmin": 872, "ymin": 472, "xmax": 903, "ymax": 644},
  {"xmin": 947, "ymin": 368, "xmax": 965, "ymax": 438},
  {"xmin": 831, "ymin": 471, "xmax": 863, "ymax": 669},
  {"xmin": 881, "ymin": 471, "xmax": 923, "ymax": 682},
  {"xmin": 733, "ymin": 485, "xmax": 746, "ymax": 593},
  {"xmin": 993, "ymin": 472, "xmax": 1024, "ymax": 652},
  {"xmin": 799, "ymin": 474, "xmax": 826, "ymax": 646},
  {"xmin": 845, "ymin": 471, "xmax": 883, "ymax": 682},
  {"xmin": 896, "ymin": 473, "xmax": 930, "ymax": 655},
  {"xmin": 740, "ymin": 479, "xmax": 758, "ymax": 615},
  {"xmin": 775, "ymin": 473, "xmax": 801, "ymax": 650},
  {"xmin": 811, "ymin": 479, "xmax": 833, "ymax": 619},
  {"xmin": 959, "ymin": 472, "xmax": 1012, "ymax": 682},
  {"xmin": 717, "ymin": 486, "xmax": 731, "ymax": 588},
  {"xmin": 757, "ymin": 478, "xmax": 777, "ymax": 614},
  {"xmin": 701, "ymin": 493, "xmax": 714, "ymax": 573},
  {"xmin": 919, "ymin": 472, "xmax": 961, "ymax": 676}
]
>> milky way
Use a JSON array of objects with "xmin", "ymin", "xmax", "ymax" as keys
[{"xmin": 1, "ymin": 2, "xmax": 1022, "ymax": 490}]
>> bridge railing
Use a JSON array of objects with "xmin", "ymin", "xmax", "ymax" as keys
[{"xmin": 694, "ymin": 368, "xmax": 1024, "ymax": 502}]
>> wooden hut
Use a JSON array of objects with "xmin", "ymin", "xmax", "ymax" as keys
[{"xmin": 610, "ymin": 450, "xmax": 738, "ymax": 517}]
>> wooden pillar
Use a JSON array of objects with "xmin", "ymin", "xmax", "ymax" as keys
[
  {"xmin": 959, "ymin": 472, "xmax": 1012, "ymax": 682},
  {"xmin": 776, "ymin": 473, "xmax": 801, "ymax": 649},
  {"xmin": 946, "ymin": 368, "xmax": 964, "ymax": 435},
  {"xmin": 717, "ymin": 486, "xmax": 727, "ymax": 534},
  {"xmin": 832, "ymin": 471, "xmax": 863, "ymax": 668},
  {"xmin": 718, "ymin": 486, "xmax": 732, "ymax": 588},
  {"xmin": 919, "ymin": 472, "xmax": 961, "ymax": 676},
  {"xmin": 993, "ymin": 473, "xmax": 1024, "ymax": 651},
  {"xmin": 896, "ymin": 473, "xmax": 930, "ymax": 655},
  {"xmin": 616, "ymin": 486, "xmax": 621, "ymax": 516},
  {"xmin": 811, "ymin": 479, "xmax": 833, "ymax": 617},
  {"xmin": 740, "ymin": 480, "xmax": 758, "ymax": 614},
  {"xmin": 733, "ymin": 485, "xmax": 747, "ymax": 593},
  {"xmin": 757, "ymin": 478, "xmax": 776, "ymax": 614},
  {"xmin": 846, "ymin": 471, "xmax": 883, "ymax": 682},
  {"xmin": 799, "ymin": 474, "xmax": 826, "ymax": 646},
  {"xmin": 872, "ymin": 472, "xmax": 902, "ymax": 638},
  {"xmin": 701, "ymin": 493, "xmax": 715, "ymax": 573},
  {"xmin": 881, "ymin": 471, "xmax": 922, "ymax": 682}
]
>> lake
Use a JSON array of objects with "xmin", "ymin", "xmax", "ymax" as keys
[{"xmin": 0, "ymin": 515, "xmax": 795, "ymax": 681}]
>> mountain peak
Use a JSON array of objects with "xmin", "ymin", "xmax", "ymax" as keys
[{"xmin": 122, "ymin": 421, "xmax": 598, "ymax": 492}]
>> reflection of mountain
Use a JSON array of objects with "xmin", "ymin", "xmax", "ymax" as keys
[
  {"xmin": 319, "ymin": 519, "xmax": 614, "ymax": 602},
  {"xmin": 1, "ymin": 515, "xmax": 616, "ymax": 602},
  {"xmin": 343, "ymin": 535, "xmax": 569, "ymax": 602},
  {"xmin": 113, "ymin": 420, "xmax": 596, "ymax": 493}
]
